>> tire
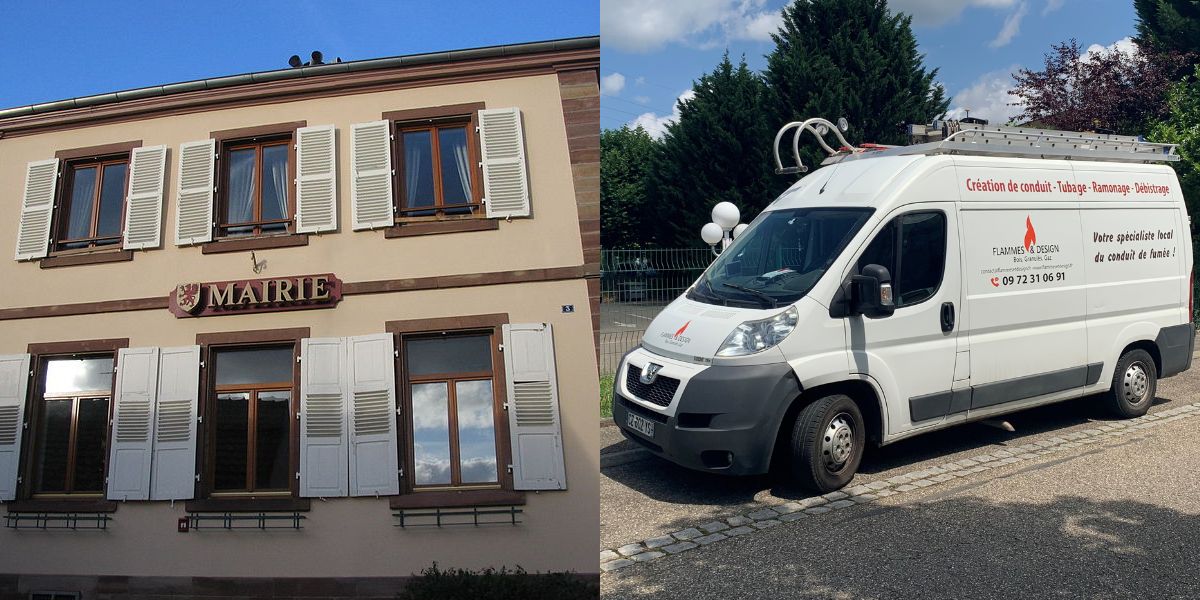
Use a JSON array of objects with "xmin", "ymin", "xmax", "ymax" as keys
[
  {"xmin": 789, "ymin": 394, "xmax": 865, "ymax": 493},
  {"xmin": 1105, "ymin": 349, "xmax": 1157, "ymax": 418}
]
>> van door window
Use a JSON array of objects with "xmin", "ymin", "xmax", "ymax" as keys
[{"xmin": 857, "ymin": 211, "xmax": 946, "ymax": 308}]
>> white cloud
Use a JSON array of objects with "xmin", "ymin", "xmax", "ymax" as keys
[
  {"xmin": 1042, "ymin": 0, "xmax": 1065, "ymax": 15},
  {"xmin": 989, "ymin": 1, "xmax": 1028, "ymax": 48},
  {"xmin": 633, "ymin": 95, "xmax": 651, "ymax": 104},
  {"xmin": 630, "ymin": 89, "xmax": 696, "ymax": 139},
  {"xmin": 889, "ymin": 0, "xmax": 1019, "ymax": 27},
  {"xmin": 601, "ymin": 0, "xmax": 783, "ymax": 53},
  {"xmin": 635, "ymin": 76, "xmax": 646, "ymax": 85},
  {"xmin": 1084, "ymin": 36, "xmax": 1137, "ymax": 59},
  {"xmin": 944, "ymin": 65, "xmax": 1024, "ymax": 125},
  {"xmin": 601, "ymin": 72, "xmax": 627, "ymax": 95}
]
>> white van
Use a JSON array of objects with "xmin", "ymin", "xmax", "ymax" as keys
[{"xmin": 613, "ymin": 118, "xmax": 1194, "ymax": 492}]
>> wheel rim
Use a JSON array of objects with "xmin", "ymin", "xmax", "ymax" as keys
[
  {"xmin": 1122, "ymin": 362, "xmax": 1151, "ymax": 405},
  {"xmin": 822, "ymin": 412, "xmax": 855, "ymax": 471}
]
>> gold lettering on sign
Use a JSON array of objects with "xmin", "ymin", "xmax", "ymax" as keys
[
  {"xmin": 276, "ymin": 279, "xmax": 293, "ymax": 302},
  {"xmin": 210, "ymin": 283, "xmax": 236, "ymax": 306},
  {"xmin": 295, "ymin": 278, "xmax": 307, "ymax": 301},
  {"xmin": 237, "ymin": 284, "xmax": 259, "ymax": 305},
  {"xmin": 311, "ymin": 276, "xmax": 331, "ymax": 301}
]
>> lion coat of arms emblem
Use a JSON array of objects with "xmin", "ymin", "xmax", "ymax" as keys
[{"xmin": 175, "ymin": 283, "xmax": 203, "ymax": 314}]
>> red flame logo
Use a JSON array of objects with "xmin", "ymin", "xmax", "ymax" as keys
[
  {"xmin": 674, "ymin": 321, "xmax": 692, "ymax": 338},
  {"xmin": 1023, "ymin": 216, "xmax": 1036, "ymax": 251}
]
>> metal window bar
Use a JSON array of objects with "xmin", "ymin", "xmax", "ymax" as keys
[
  {"xmin": 392, "ymin": 505, "xmax": 523, "ymax": 528},
  {"xmin": 186, "ymin": 512, "xmax": 306, "ymax": 530},
  {"xmin": 4, "ymin": 512, "xmax": 111, "ymax": 530}
]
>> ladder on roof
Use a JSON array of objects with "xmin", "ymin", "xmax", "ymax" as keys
[{"xmin": 773, "ymin": 118, "xmax": 1179, "ymax": 176}]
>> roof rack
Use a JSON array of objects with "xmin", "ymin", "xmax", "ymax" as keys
[{"xmin": 774, "ymin": 118, "xmax": 1179, "ymax": 175}]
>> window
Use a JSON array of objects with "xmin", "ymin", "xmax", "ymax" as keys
[
  {"xmin": 403, "ymin": 333, "xmax": 501, "ymax": 489},
  {"xmin": 207, "ymin": 345, "xmax": 295, "ymax": 494},
  {"xmin": 394, "ymin": 114, "xmax": 483, "ymax": 220},
  {"xmin": 857, "ymin": 211, "xmax": 947, "ymax": 308},
  {"xmin": 54, "ymin": 157, "xmax": 128, "ymax": 251},
  {"xmin": 218, "ymin": 135, "xmax": 293, "ymax": 238},
  {"xmin": 31, "ymin": 356, "xmax": 114, "ymax": 495}
]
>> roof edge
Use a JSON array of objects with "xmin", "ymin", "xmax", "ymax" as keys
[{"xmin": 0, "ymin": 36, "xmax": 599, "ymax": 121}]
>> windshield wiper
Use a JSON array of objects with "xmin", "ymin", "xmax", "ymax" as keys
[
  {"xmin": 689, "ymin": 278, "xmax": 728, "ymax": 306},
  {"xmin": 721, "ymin": 283, "xmax": 778, "ymax": 308}
]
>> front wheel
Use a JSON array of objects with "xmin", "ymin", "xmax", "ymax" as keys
[
  {"xmin": 1105, "ymin": 349, "xmax": 1157, "ymax": 418},
  {"xmin": 789, "ymin": 394, "xmax": 865, "ymax": 493}
]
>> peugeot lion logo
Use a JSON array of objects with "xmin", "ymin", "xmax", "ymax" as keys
[{"xmin": 640, "ymin": 363, "xmax": 664, "ymax": 385}]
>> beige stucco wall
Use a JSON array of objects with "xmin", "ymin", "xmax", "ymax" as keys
[
  {"xmin": 0, "ymin": 280, "xmax": 601, "ymax": 577},
  {"xmin": 0, "ymin": 72, "xmax": 600, "ymax": 577},
  {"xmin": 0, "ymin": 72, "xmax": 583, "ymax": 307}
]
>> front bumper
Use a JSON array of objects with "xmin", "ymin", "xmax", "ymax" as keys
[{"xmin": 613, "ymin": 348, "xmax": 801, "ymax": 475}]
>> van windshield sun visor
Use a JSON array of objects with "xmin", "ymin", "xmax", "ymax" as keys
[{"xmin": 689, "ymin": 207, "xmax": 874, "ymax": 308}]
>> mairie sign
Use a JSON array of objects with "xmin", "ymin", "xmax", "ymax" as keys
[{"xmin": 168, "ymin": 273, "xmax": 342, "ymax": 318}]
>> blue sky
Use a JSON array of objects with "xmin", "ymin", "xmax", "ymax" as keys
[
  {"xmin": 601, "ymin": 0, "xmax": 1139, "ymax": 135},
  {"xmin": 0, "ymin": 0, "xmax": 598, "ymax": 109}
]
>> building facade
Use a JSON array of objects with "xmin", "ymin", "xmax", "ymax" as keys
[{"xmin": 0, "ymin": 37, "xmax": 600, "ymax": 596}]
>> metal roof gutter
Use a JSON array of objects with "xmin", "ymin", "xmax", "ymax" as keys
[{"xmin": 0, "ymin": 36, "xmax": 598, "ymax": 120}]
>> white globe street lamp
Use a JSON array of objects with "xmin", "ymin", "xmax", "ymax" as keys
[{"xmin": 701, "ymin": 201, "xmax": 745, "ymax": 255}]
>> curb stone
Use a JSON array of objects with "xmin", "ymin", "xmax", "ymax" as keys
[{"xmin": 600, "ymin": 401, "xmax": 1200, "ymax": 573}]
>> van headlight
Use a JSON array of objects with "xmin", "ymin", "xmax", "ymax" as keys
[{"xmin": 716, "ymin": 306, "xmax": 799, "ymax": 357}]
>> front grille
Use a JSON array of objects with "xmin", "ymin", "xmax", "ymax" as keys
[{"xmin": 625, "ymin": 364, "xmax": 681, "ymax": 407}]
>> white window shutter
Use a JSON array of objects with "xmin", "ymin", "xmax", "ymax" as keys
[
  {"xmin": 107, "ymin": 347, "xmax": 159, "ymax": 501},
  {"xmin": 347, "ymin": 334, "xmax": 399, "ymax": 496},
  {"xmin": 300, "ymin": 337, "xmax": 349, "ymax": 497},
  {"xmin": 150, "ymin": 346, "xmax": 199, "ymax": 500},
  {"xmin": 0, "ymin": 354, "xmax": 31, "ymax": 501},
  {"xmin": 295, "ymin": 125, "xmax": 338, "ymax": 233},
  {"xmin": 502, "ymin": 323, "xmax": 566, "ymax": 490},
  {"xmin": 479, "ymin": 107, "xmax": 530, "ymax": 219},
  {"xmin": 350, "ymin": 120, "xmax": 393, "ymax": 230},
  {"xmin": 174, "ymin": 139, "xmax": 215, "ymax": 245},
  {"xmin": 123, "ymin": 145, "xmax": 167, "ymax": 249},
  {"xmin": 14, "ymin": 158, "xmax": 59, "ymax": 261}
]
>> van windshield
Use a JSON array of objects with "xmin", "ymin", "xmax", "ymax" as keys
[{"xmin": 689, "ymin": 207, "xmax": 874, "ymax": 308}]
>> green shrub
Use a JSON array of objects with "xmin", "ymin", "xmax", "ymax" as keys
[
  {"xmin": 399, "ymin": 563, "xmax": 598, "ymax": 600},
  {"xmin": 600, "ymin": 373, "xmax": 614, "ymax": 419}
]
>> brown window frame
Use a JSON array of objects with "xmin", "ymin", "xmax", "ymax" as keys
[
  {"xmin": 17, "ymin": 338, "xmax": 128, "ymax": 503},
  {"xmin": 196, "ymin": 328, "xmax": 306, "ymax": 501},
  {"xmin": 386, "ymin": 314, "xmax": 512, "ymax": 494},
  {"xmin": 216, "ymin": 136, "xmax": 295, "ymax": 239},
  {"xmin": 386, "ymin": 103, "xmax": 486, "ymax": 224},
  {"xmin": 52, "ymin": 156, "xmax": 130, "ymax": 253}
]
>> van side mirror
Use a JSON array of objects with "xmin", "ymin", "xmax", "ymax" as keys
[{"xmin": 850, "ymin": 264, "xmax": 895, "ymax": 318}]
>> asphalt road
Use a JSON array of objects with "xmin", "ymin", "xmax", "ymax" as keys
[{"xmin": 601, "ymin": 361, "xmax": 1200, "ymax": 599}]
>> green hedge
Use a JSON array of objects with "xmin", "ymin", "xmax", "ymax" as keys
[{"xmin": 399, "ymin": 564, "xmax": 597, "ymax": 600}]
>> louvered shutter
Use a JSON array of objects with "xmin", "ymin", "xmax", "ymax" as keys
[
  {"xmin": 295, "ymin": 125, "xmax": 338, "ymax": 233},
  {"xmin": 347, "ymin": 334, "xmax": 399, "ymax": 496},
  {"xmin": 300, "ymin": 337, "xmax": 349, "ymax": 497},
  {"xmin": 502, "ymin": 324, "xmax": 566, "ymax": 490},
  {"xmin": 150, "ymin": 346, "xmax": 199, "ymax": 500},
  {"xmin": 123, "ymin": 145, "xmax": 167, "ymax": 249},
  {"xmin": 350, "ymin": 120, "xmax": 393, "ymax": 230},
  {"xmin": 479, "ymin": 108, "xmax": 531, "ymax": 219},
  {"xmin": 14, "ymin": 158, "xmax": 59, "ymax": 260},
  {"xmin": 107, "ymin": 347, "xmax": 159, "ymax": 501},
  {"xmin": 174, "ymin": 139, "xmax": 215, "ymax": 245},
  {"xmin": 0, "ymin": 354, "xmax": 30, "ymax": 501}
]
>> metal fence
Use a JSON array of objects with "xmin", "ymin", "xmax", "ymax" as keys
[{"xmin": 599, "ymin": 249, "xmax": 714, "ymax": 376}]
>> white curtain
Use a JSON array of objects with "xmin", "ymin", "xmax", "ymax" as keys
[
  {"xmin": 227, "ymin": 151, "xmax": 255, "ymax": 225},
  {"xmin": 405, "ymin": 144, "xmax": 423, "ymax": 209},
  {"xmin": 66, "ymin": 168, "xmax": 97, "ymax": 240},
  {"xmin": 269, "ymin": 152, "xmax": 288, "ymax": 221},
  {"xmin": 453, "ymin": 140, "xmax": 471, "ymax": 205}
]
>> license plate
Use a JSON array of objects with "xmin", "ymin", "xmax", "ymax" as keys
[{"xmin": 626, "ymin": 412, "xmax": 655, "ymax": 438}]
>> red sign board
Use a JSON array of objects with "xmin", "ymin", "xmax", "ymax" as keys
[{"xmin": 168, "ymin": 273, "xmax": 342, "ymax": 318}]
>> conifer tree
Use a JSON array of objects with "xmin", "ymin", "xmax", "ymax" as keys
[{"xmin": 600, "ymin": 125, "xmax": 659, "ymax": 249}]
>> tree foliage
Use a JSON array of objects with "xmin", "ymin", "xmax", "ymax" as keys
[
  {"xmin": 1135, "ymin": 0, "xmax": 1200, "ymax": 57},
  {"xmin": 764, "ymin": 0, "xmax": 949, "ymax": 174},
  {"xmin": 600, "ymin": 125, "xmax": 659, "ymax": 249},
  {"xmin": 1150, "ymin": 66, "xmax": 1200, "ymax": 224},
  {"xmin": 647, "ymin": 54, "xmax": 778, "ymax": 247},
  {"xmin": 1010, "ymin": 39, "xmax": 1175, "ymax": 135}
]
